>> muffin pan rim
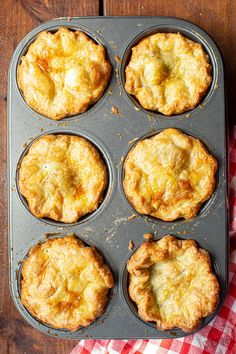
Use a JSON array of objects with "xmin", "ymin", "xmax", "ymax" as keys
[
  {"xmin": 15, "ymin": 128, "xmax": 116, "ymax": 227},
  {"xmin": 16, "ymin": 233, "xmax": 117, "ymax": 334},
  {"xmin": 8, "ymin": 16, "xmax": 227, "ymax": 340},
  {"xmin": 119, "ymin": 127, "xmax": 221, "ymax": 226},
  {"xmin": 119, "ymin": 23, "xmax": 219, "ymax": 119},
  {"xmin": 120, "ymin": 234, "xmax": 227, "ymax": 336}
]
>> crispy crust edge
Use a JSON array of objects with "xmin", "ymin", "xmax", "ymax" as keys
[
  {"xmin": 17, "ymin": 27, "xmax": 112, "ymax": 120},
  {"xmin": 127, "ymin": 235, "xmax": 220, "ymax": 333},
  {"xmin": 18, "ymin": 134, "xmax": 108, "ymax": 223},
  {"xmin": 123, "ymin": 128, "xmax": 218, "ymax": 221},
  {"xmin": 125, "ymin": 33, "xmax": 212, "ymax": 115}
]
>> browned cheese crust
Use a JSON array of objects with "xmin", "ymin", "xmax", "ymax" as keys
[
  {"xmin": 17, "ymin": 28, "xmax": 111, "ymax": 120},
  {"xmin": 19, "ymin": 134, "xmax": 108, "ymax": 223},
  {"xmin": 123, "ymin": 128, "xmax": 217, "ymax": 221},
  {"xmin": 21, "ymin": 235, "xmax": 114, "ymax": 331},
  {"xmin": 125, "ymin": 33, "xmax": 212, "ymax": 115},
  {"xmin": 127, "ymin": 235, "xmax": 220, "ymax": 332}
]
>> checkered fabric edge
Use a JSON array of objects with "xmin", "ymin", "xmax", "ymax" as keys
[{"xmin": 71, "ymin": 128, "xmax": 236, "ymax": 354}]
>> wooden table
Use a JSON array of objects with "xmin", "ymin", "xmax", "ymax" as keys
[{"xmin": 1, "ymin": 1, "xmax": 234, "ymax": 353}]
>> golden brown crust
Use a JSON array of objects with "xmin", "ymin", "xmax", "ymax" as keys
[
  {"xmin": 21, "ymin": 235, "xmax": 114, "ymax": 331},
  {"xmin": 125, "ymin": 33, "xmax": 212, "ymax": 115},
  {"xmin": 17, "ymin": 28, "xmax": 111, "ymax": 120},
  {"xmin": 123, "ymin": 128, "xmax": 217, "ymax": 221},
  {"xmin": 19, "ymin": 134, "xmax": 108, "ymax": 223},
  {"xmin": 127, "ymin": 235, "xmax": 220, "ymax": 332}
]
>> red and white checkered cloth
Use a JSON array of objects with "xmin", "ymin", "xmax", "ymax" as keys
[{"xmin": 71, "ymin": 128, "xmax": 236, "ymax": 354}]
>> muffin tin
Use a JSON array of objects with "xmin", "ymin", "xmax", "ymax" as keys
[{"xmin": 8, "ymin": 17, "xmax": 227, "ymax": 339}]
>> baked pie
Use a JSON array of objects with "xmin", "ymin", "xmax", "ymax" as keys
[
  {"xmin": 123, "ymin": 128, "xmax": 217, "ymax": 221},
  {"xmin": 127, "ymin": 235, "xmax": 220, "ymax": 332},
  {"xmin": 17, "ymin": 27, "xmax": 111, "ymax": 120},
  {"xmin": 21, "ymin": 235, "xmax": 114, "ymax": 330},
  {"xmin": 125, "ymin": 33, "xmax": 211, "ymax": 115},
  {"xmin": 19, "ymin": 134, "xmax": 108, "ymax": 223}
]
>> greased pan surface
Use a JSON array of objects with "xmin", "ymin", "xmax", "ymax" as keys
[{"xmin": 8, "ymin": 17, "xmax": 227, "ymax": 339}]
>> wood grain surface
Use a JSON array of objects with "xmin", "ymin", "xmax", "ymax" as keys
[
  {"xmin": 0, "ymin": 2, "xmax": 99, "ymax": 354},
  {"xmin": 0, "ymin": 1, "xmax": 234, "ymax": 353}
]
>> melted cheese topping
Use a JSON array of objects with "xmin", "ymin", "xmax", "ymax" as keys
[
  {"xmin": 123, "ymin": 128, "xmax": 217, "ymax": 221},
  {"xmin": 127, "ymin": 236, "xmax": 219, "ymax": 332},
  {"xmin": 21, "ymin": 236, "xmax": 114, "ymax": 331},
  {"xmin": 17, "ymin": 28, "xmax": 111, "ymax": 120},
  {"xmin": 125, "ymin": 33, "xmax": 212, "ymax": 115},
  {"xmin": 19, "ymin": 135, "xmax": 108, "ymax": 223}
]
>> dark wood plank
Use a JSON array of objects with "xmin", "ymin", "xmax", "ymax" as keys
[
  {"xmin": 104, "ymin": 0, "xmax": 236, "ymax": 129},
  {"xmin": 1, "ymin": 1, "xmax": 235, "ymax": 353},
  {"xmin": 0, "ymin": 1, "xmax": 99, "ymax": 353}
]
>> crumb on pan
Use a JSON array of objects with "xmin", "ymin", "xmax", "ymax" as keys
[
  {"xmin": 127, "ymin": 214, "xmax": 137, "ymax": 221},
  {"xmin": 43, "ymin": 232, "xmax": 63, "ymax": 239},
  {"xmin": 143, "ymin": 233, "xmax": 153, "ymax": 241},
  {"xmin": 109, "ymin": 41, "xmax": 117, "ymax": 49},
  {"xmin": 116, "ymin": 156, "xmax": 124, "ymax": 168},
  {"xmin": 129, "ymin": 240, "xmax": 135, "ymax": 251},
  {"xmin": 56, "ymin": 122, "xmax": 68, "ymax": 127},
  {"xmin": 128, "ymin": 137, "xmax": 139, "ymax": 145},
  {"xmin": 111, "ymin": 106, "xmax": 120, "ymax": 115},
  {"xmin": 114, "ymin": 55, "xmax": 122, "ymax": 64}
]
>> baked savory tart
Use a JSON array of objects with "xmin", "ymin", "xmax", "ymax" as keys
[
  {"xmin": 19, "ymin": 134, "xmax": 108, "ymax": 223},
  {"xmin": 127, "ymin": 235, "xmax": 220, "ymax": 332},
  {"xmin": 17, "ymin": 27, "xmax": 111, "ymax": 120},
  {"xmin": 123, "ymin": 128, "xmax": 217, "ymax": 221},
  {"xmin": 21, "ymin": 235, "xmax": 114, "ymax": 331},
  {"xmin": 125, "ymin": 33, "xmax": 211, "ymax": 115}
]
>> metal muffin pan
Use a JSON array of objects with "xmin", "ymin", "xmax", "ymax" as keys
[{"xmin": 8, "ymin": 17, "xmax": 227, "ymax": 340}]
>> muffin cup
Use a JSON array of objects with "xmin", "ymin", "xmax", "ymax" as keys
[
  {"xmin": 15, "ymin": 129, "xmax": 116, "ymax": 227},
  {"xmin": 15, "ymin": 23, "xmax": 113, "ymax": 121},
  {"xmin": 121, "ymin": 235, "xmax": 226, "ymax": 336},
  {"xmin": 119, "ymin": 128, "xmax": 220, "ymax": 226},
  {"xmin": 119, "ymin": 24, "xmax": 218, "ymax": 119},
  {"xmin": 16, "ymin": 233, "xmax": 116, "ymax": 334}
]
